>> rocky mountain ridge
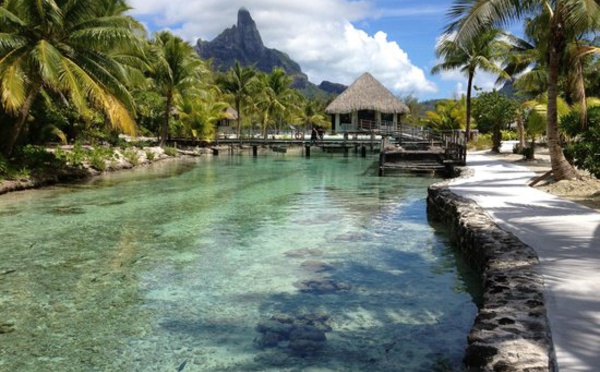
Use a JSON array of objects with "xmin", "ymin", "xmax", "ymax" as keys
[{"xmin": 195, "ymin": 8, "xmax": 345, "ymax": 96}]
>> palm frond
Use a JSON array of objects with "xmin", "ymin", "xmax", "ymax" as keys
[{"xmin": 1, "ymin": 63, "xmax": 26, "ymax": 113}]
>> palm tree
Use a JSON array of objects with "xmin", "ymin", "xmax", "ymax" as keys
[
  {"xmin": 446, "ymin": 0, "xmax": 600, "ymax": 180},
  {"xmin": 431, "ymin": 29, "xmax": 510, "ymax": 142},
  {"xmin": 425, "ymin": 97, "xmax": 468, "ymax": 131},
  {"xmin": 216, "ymin": 62, "xmax": 258, "ymax": 140},
  {"xmin": 179, "ymin": 96, "xmax": 228, "ymax": 143},
  {"xmin": 149, "ymin": 31, "xmax": 208, "ymax": 146},
  {"xmin": 253, "ymin": 68, "xmax": 300, "ymax": 139},
  {"xmin": 501, "ymin": 14, "xmax": 598, "ymax": 130},
  {"xmin": 296, "ymin": 98, "xmax": 329, "ymax": 134},
  {"xmin": 0, "ymin": 0, "xmax": 145, "ymax": 156}
]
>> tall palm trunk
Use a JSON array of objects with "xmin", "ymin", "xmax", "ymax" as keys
[
  {"xmin": 465, "ymin": 70, "xmax": 474, "ymax": 143},
  {"xmin": 548, "ymin": 14, "xmax": 579, "ymax": 180},
  {"xmin": 161, "ymin": 91, "xmax": 172, "ymax": 147},
  {"xmin": 517, "ymin": 112, "xmax": 526, "ymax": 151},
  {"xmin": 574, "ymin": 56, "xmax": 587, "ymax": 129},
  {"xmin": 2, "ymin": 85, "xmax": 40, "ymax": 157},
  {"xmin": 235, "ymin": 100, "xmax": 242, "ymax": 143}
]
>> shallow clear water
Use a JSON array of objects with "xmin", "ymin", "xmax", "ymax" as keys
[{"xmin": 0, "ymin": 155, "xmax": 479, "ymax": 371}]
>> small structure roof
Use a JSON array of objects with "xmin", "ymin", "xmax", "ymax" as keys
[
  {"xmin": 223, "ymin": 107, "xmax": 238, "ymax": 120},
  {"xmin": 325, "ymin": 72, "xmax": 409, "ymax": 114}
]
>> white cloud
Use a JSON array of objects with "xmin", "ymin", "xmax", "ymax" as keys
[{"xmin": 128, "ymin": 0, "xmax": 437, "ymax": 95}]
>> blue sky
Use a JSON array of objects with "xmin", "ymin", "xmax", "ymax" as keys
[{"xmin": 128, "ymin": 0, "xmax": 505, "ymax": 101}]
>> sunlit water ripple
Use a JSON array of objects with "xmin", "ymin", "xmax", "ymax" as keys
[{"xmin": 0, "ymin": 155, "xmax": 480, "ymax": 371}]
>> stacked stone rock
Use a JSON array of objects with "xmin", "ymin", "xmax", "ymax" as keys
[{"xmin": 427, "ymin": 177, "xmax": 556, "ymax": 372}]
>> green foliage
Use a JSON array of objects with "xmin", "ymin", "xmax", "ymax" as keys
[
  {"xmin": 217, "ymin": 62, "xmax": 259, "ymax": 138},
  {"xmin": 425, "ymin": 98, "xmax": 467, "ymax": 131},
  {"xmin": 0, "ymin": 145, "xmax": 67, "ymax": 179},
  {"xmin": 66, "ymin": 143, "xmax": 87, "ymax": 167},
  {"xmin": 146, "ymin": 151, "xmax": 156, "ymax": 161},
  {"xmin": 564, "ymin": 109, "xmax": 600, "ymax": 177},
  {"xmin": 252, "ymin": 68, "xmax": 302, "ymax": 138},
  {"xmin": 501, "ymin": 130, "xmax": 519, "ymax": 140},
  {"xmin": 473, "ymin": 91, "xmax": 519, "ymax": 133},
  {"xmin": 559, "ymin": 110, "xmax": 581, "ymax": 139},
  {"xmin": 467, "ymin": 133, "xmax": 493, "ymax": 150},
  {"xmin": 565, "ymin": 127, "xmax": 600, "ymax": 178},
  {"xmin": 560, "ymin": 106, "xmax": 600, "ymax": 139},
  {"xmin": 149, "ymin": 31, "xmax": 210, "ymax": 145},
  {"xmin": 163, "ymin": 147, "xmax": 178, "ymax": 156},
  {"xmin": 521, "ymin": 146, "xmax": 535, "ymax": 160},
  {"xmin": 122, "ymin": 148, "xmax": 140, "ymax": 166},
  {"xmin": 0, "ymin": 0, "xmax": 144, "ymax": 156},
  {"xmin": 88, "ymin": 147, "xmax": 114, "ymax": 171},
  {"xmin": 89, "ymin": 153, "xmax": 107, "ymax": 171},
  {"xmin": 472, "ymin": 91, "xmax": 519, "ymax": 151},
  {"xmin": 0, "ymin": 154, "xmax": 10, "ymax": 179},
  {"xmin": 16, "ymin": 145, "xmax": 55, "ymax": 168}
]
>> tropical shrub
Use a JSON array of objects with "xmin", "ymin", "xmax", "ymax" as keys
[
  {"xmin": 467, "ymin": 133, "xmax": 493, "ymax": 151},
  {"xmin": 0, "ymin": 154, "xmax": 10, "ymax": 179},
  {"xmin": 501, "ymin": 130, "xmax": 519, "ymax": 141},
  {"xmin": 560, "ymin": 111, "xmax": 583, "ymax": 139},
  {"xmin": 163, "ymin": 147, "xmax": 178, "ymax": 156},
  {"xmin": 16, "ymin": 145, "xmax": 64, "ymax": 170},
  {"xmin": 472, "ymin": 91, "xmax": 519, "ymax": 152},
  {"xmin": 565, "ymin": 128, "xmax": 600, "ymax": 178},
  {"xmin": 122, "ymin": 148, "xmax": 140, "ymax": 166},
  {"xmin": 88, "ymin": 147, "xmax": 113, "ymax": 171},
  {"xmin": 521, "ymin": 146, "xmax": 535, "ymax": 160},
  {"xmin": 560, "ymin": 106, "xmax": 600, "ymax": 140}
]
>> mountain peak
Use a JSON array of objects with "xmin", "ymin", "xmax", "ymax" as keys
[
  {"xmin": 236, "ymin": 7, "xmax": 263, "ymax": 59},
  {"xmin": 195, "ymin": 8, "xmax": 306, "ymax": 85},
  {"xmin": 195, "ymin": 8, "xmax": 344, "ymax": 95}
]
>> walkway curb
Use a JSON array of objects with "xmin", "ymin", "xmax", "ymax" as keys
[{"xmin": 428, "ymin": 178, "xmax": 555, "ymax": 371}]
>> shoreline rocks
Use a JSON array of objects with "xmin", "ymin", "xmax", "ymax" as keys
[
  {"xmin": 0, "ymin": 146, "xmax": 207, "ymax": 196},
  {"xmin": 427, "ymin": 174, "xmax": 555, "ymax": 371}
]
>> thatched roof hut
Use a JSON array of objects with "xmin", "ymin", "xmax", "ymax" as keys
[
  {"xmin": 217, "ymin": 107, "xmax": 239, "ymax": 132},
  {"xmin": 223, "ymin": 107, "xmax": 238, "ymax": 120},
  {"xmin": 325, "ymin": 72, "xmax": 409, "ymax": 114},
  {"xmin": 325, "ymin": 73, "xmax": 408, "ymax": 133}
]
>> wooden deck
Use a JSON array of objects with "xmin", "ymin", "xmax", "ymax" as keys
[
  {"xmin": 166, "ymin": 125, "xmax": 467, "ymax": 177},
  {"xmin": 378, "ymin": 129, "xmax": 467, "ymax": 176}
]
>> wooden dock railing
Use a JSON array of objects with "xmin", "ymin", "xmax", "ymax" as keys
[{"xmin": 378, "ymin": 128, "xmax": 467, "ymax": 176}]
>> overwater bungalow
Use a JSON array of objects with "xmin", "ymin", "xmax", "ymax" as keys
[{"xmin": 325, "ymin": 72, "xmax": 409, "ymax": 134}]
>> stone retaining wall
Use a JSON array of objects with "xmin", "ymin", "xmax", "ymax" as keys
[{"xmin": 427, "ymin": 178, "xmax": 556, "ymax": 372}]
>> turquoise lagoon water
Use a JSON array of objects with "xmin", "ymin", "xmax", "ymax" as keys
[{"xmin": 0, "ymin": 155, "xmax": 480, "ymax": 371}]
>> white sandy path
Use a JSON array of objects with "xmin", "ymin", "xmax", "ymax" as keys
[{"xmin": 449, "ymin": 154, "xmax": 600, "ymax": 372}]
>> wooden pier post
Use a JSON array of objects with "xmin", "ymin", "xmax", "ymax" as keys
[
  {"xmin": 212, "ymin": 148, "xmax": 219, "ymax": 156},
  {"xmin": 252, "ymin": 145, "xmax": 258, "ymax": 157},
  {"xmin": 305, "ymin": 144, "xmax": 311, "ymax": 158},
  {"xmin": 361, "ymin": 145, "xmax": 367, "ymax": 157},
  {"xmin": 378, "ymin": 152, "xmax": 385, "ymax": 176}
]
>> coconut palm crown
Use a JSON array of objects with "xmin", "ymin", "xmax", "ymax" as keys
[
  {"xmin": 432, "ymin": 28, "xmax": 510, "ymax": 142},
  {"xmin": 0, "ymin": 0, "xmax": 146, "ymax": 156},
  {"xmin": 445, "ymin": 0, "xmax": 600, "ymax": 180}
]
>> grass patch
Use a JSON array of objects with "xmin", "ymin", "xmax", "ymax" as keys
[{"xmin": 163, "ymin": 146, "xmax": 178, "ymax": 156}]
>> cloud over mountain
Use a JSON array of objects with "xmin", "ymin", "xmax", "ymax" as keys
[{"xmin": 128, "ymin": 0, "xmax": 438, "ymax": 95}]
